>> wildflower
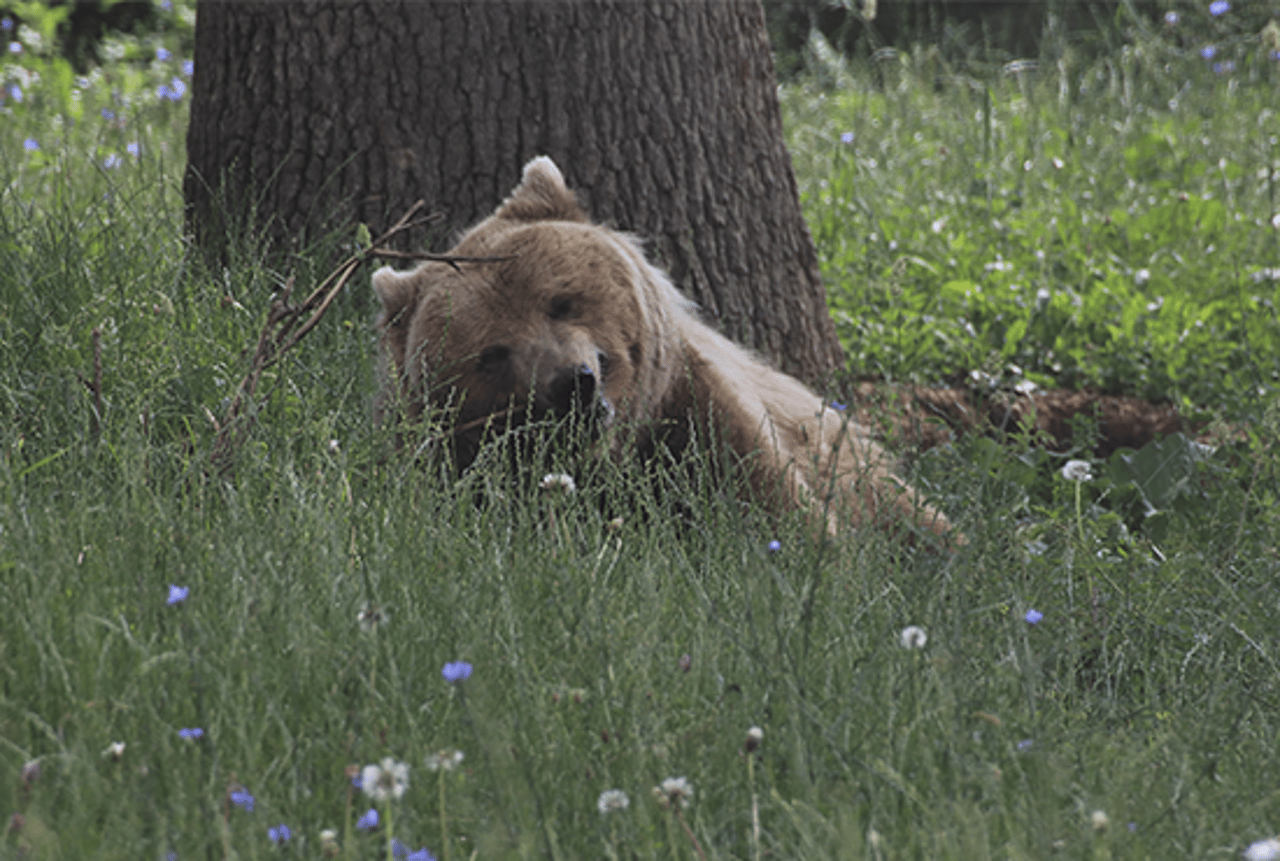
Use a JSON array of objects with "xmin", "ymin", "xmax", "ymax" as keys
[
  {"xmin": 167, "ymin": 77, "xmax": 186, "ymax": 100},
  {"xmin": 328, "ymin": 438, "xmax": 340, "ymax": 453},
  {"xmin": 182, "ymin": 59, "xmax": 194, "ymax": 76},
  {"xmin": 167, "ymin": 584, "xmax": 190, "ymax": 605},
  {"xmin": 20, "ymin": 760, "xmax": 39, "ymax": 783},
  {"xmin": 178, "ymin": 727, "xmax": 204, "ymax": 740},
  {"xmin": 360, "ymin": 757, "xmax": 409, "ymax": 801},
  {"xmin": 405, "ymin": 849, "xmax": 437, "ymax": 861},
  {"xmin": 102, "ymin": 741, "xmax": 126, "ymax": 760},
  {"xmin": 1245, "ymin": 839, "xmax": 1280, "ymax": 861},
  {"xmin": 597, "ymin": 789, "xmax": 630, "ymax": 814},
  {"xmin": 230, "ymin": 789, "xmax": 255, "ymax": 811},
  {"xmin": 1017, "ymin": 738, "xmax": 1034, "ymax": 751},
  {"xmin": 1201, "ymin": 46, "xmax": 1217, "ymax": 60},
  {"xmin": 8, "ymin": 42, "xmax": 21, "ymax": 55},
  {"xmin": 442, "ymin": 660, "xmax": 472, "ymax": 682},
  {"xmin": 1209, "ymin": 1, "xmax": 1229, "ymax": 16},
  {"xmin": 931, "ymin": 217, "xmax": 947, "ymax": 234},
  {"xmin": 355, "ymin": 808, "xmax": 379, "ymax": 830},
  {"xmin": 1025, "ymin": 609, "xmax": 1044, "ymax": 624},
  {"xmin": 1134, "ymin": 268, "xmax": 1150, "ymax": 286},
  {"xmin": 654, "ymin": 776, "xmax": 693, "ymax": 809},
  {"xmin": 23, "ymin": 138, "xmax": 38, "ymax": 151},
  {"xmin": 679, "ymin": 653, "xmax": 692, "ymax": 673},
  {"xmin": 423, "ymin": 749, "xmax": 465, "ymax": 771},
  {"xmin": 156, "ymin": 47, "xmax": 172, "ymax": 61},
  {"xmin": 392, "ymin": 838, "xmax": 407, "ymax": 857},
  {"xmin": 900, "ymin": 625, "xmax": 928, "ymax": 650},
  {"xmin": 319, "ymin": 828, "xmax": 340, "ymax": 856},
  {"xmin": 0, "ymin": 17, "xmax": 11, "ymax": 30},
  {"xmin": 840, "ymin": 131, "xmax": 854, "ymax": 144},
  {"xmin": 5, "ymin": 83, "xmax": 21, "ymax": 102},
  {"xmin": 767, "ymin": 539, "xmax": 781, "ymax": 554},
  {"xmin": 1091, "ymin": 810, "xmax": 1109, "ymax": 833},
  {"xmin": 268, "ymin": 824, "xmax": 291, "ymax": 844},
  {"xmin": 744, "ymin": 726, "xmax": 764, "ymax": 753},
  {"xmin": 540, "ymin": 472, "xmax": 576, "ymax": 493},
  {"xmin": 358, "ymin": 601, "xmax": 389, "ymax": 632},
  {"xmin": 830, "ymin": 400, "xmax": 847, "ymax": 411},
  {"xmin": 1023, "ymin": 159, "xmax": 1033, "ymax": 172},
  {"xmin": 1061, "ymin": 459, "xmax": 1092, "ymax": 482},
  {"xmin": 1164, "ymin": 10, "xmax": 1179, "ymax": 24},
  {"xmin": 127, "ymin": 142, "xmax": 140, "ymax": 157}
]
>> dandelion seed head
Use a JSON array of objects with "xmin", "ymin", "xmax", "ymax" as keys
[
  {"xmin": 424, "ymin": 748, "xmax": 465, "ymax": 772},
  {"xmin": 540, "ymin": 472, "xmax": 576, "ymax": 493},
  {"xmin": 1164, "ymin": 10, "xmax": 1179, "ymax": 24},
  {"xmin": 360, "ymin": 758, "xmax": 409, "ymax": 801},
  {"xmin": 744, "ymin": 725, "xmax": 764, "ymax": 752},
  {"xmin": 900, "ymin": 625, "xmax": 928, "ymax": 649},
  {"xmin": 654, "ymin": 776, "xmax": 693, "ymax": 809},
  {"xmin": 597, "ymin": 789, "xmax": 630, "ymax": 814},
  {"xmin": 1091, "ymin": 810, "xmax": 1109, "ymax": 833},
  {"xmin": 102, "ymin": 741, "xmax": 126, "ymax": 760},
  {"xmin": 1061, "ymin": 459, "xmax": 1093, "ymax": 482}
]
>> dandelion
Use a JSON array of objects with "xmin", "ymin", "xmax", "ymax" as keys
[
  {"xmin": 268, "ymin": 823, "xmax": 292, "ymax": 844},
  {"xmin": 1091, "ymin": 810, "xmax": 1109, "ymax": 833},
  {"xmin": 178, "ymin": 727, "xmax": 203, "ymax": 740},
  {"xmin": 1245, "ymin": 839, "xmax": 1280, "ymax": 861},
  {"xmin": 900, "ymin": 625, "xmax": 928, "ymax": 650},
  {"xmin": 355, "ymin": 807, "xmax": 379, "ymax": 830},
  {"xmin": 766, "ymin": 539, "xmax": 781, "ymax": 554},
  {"xmin": 102, "ymin": 741, "xmax": 126, "ymax": 760},
  {"xmin": 540, "ymin": 472, "xmax": 576, "ymax": 493},
  {"xmin": 360, "ymin": 758, "xmax": 409, "ymax": 801},
  {"xmin": 358, "ymin": 601, "xmax": 389, "ymax": 632},
  {"xmin": 1061, "ymin": 459, "xmax": 1092, "ymax": 482},
  {"xmin": 1209, "ymin": 1, "xmax": 1229, "ymax": 16},
  {"xmin": 441, "ymin": 660, "xmax": 472, "ymax": 682},
  {"xmin": 167, "ymin": 584, "xmax": 190, "ymax": 605},
  {"xmin": 597, "ymin": 789, "xmax": 630, "ymax": 814},
  {"xmin": 1025, "ymin": 608, "xmax": 1044, "ymax": 624},
  {"xmin": 654, "ymin": 776, "xmax": 693, "ymax": 809},
  {"xmin": 744, "ymin": 726, "xmax": 764, "ymax": 753},
  {"xmin": 230, "ymin": 789, "xmax": 255, "ymax": 812},
  {"xmin": 423, "ymin": 749, "xmax": 465, "ymax": 771},
  {"xmin": 23, "ymin": 138, "xmax": 38, "ymax": 151}
]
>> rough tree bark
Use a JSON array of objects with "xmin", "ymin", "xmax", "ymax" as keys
[{"xmin": 183, "ymin": 1, "xmax": 845, "ymax": 381}]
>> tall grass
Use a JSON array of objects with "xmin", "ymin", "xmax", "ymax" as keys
[{"xmin": 2, "ymin": 5, "xmax": 1279, "ymax": 860}]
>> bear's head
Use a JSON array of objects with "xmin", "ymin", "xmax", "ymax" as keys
[{"xmin": 374, "ymin": 157, "xmax": 690, "ymax": 464}]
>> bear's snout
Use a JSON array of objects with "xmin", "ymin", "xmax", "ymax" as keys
[{"xmin": 539, "ymin": 363, "xmax": 614, "ymax": 426}]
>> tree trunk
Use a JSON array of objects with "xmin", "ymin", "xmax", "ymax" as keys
[{"xmin": 184, "ymin": 1, "xmax": 844, "ymax": 381}]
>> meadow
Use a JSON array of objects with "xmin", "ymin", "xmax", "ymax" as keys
[{"xmin": 2, "ymin": 2, "xmax": 1278, "ymax": 859}]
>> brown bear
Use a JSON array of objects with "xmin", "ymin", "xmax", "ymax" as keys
[{"xmin": 373, "ymin": 157, "xmax": 954, "ymax": 541}]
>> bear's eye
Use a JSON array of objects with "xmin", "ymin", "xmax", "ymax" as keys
[
  {"xmin": 476, "ymin": 345, "xmax": 511, "ymax": 372},
  {"xmin": 548, "ymin": 295, "xmax": 576, "ymax": 321}
]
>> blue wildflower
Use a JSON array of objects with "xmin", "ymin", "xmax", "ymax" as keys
[
  {"xmin": 161, "ymin": 0, "xmax": 173, "ymax": 10},
  {"xmin": 156, "ymin": 47, "xmax": 171, "ymax": 62},
  {"xmin": 230, "ymin": 789, "xmax": 255, "ymax": 812},
  {"xmin": 23, "ymin": 139, "xmax": 38, "ymax": 151},
  {"xmin": 182, "ymin": 59, "xmax": 194, "ymax": 76},
  {"xmin": 1209, "ymin": 1, "xmax": 1229, "ymax": 16},
  {"xmin": 830, "ymin": 401, "xmax": 847, "ymax": 411},
  {"xmin": 178, "ymin": 727, "xmax": 203, "ymax": 739},
  {"xmin": 1201, "ymin": 45, "xmax": 1217, "ymax": 60},
  {"xmin": 355, "ymin": 808, "xmax": 379, "ymax": 830},
  {"xmin": 5, "ymin": 84, "xmax": 20, "ymax": 102},
  {"xmin": 392, "ymin": 838, "xmax": 407, "ymax": 858},
  {"xmin": 101, "ymin": 108, "xmax": 115, "ymax": 120},
  {"xmin": 268, "ymin": 824, "xmax": 291, "ymax": 844},
  {"xmin": 840, "ymin": 131, "xmax": 854, "ymax": 144},
  {"xmin": 767, "ymin": 539, "xmax": 781, "ymax": 554},
  {"xmin": 8, "ymin": 42, "xmax": 21, "ymax": 54},
  {"xmin": 442, "ymin": 661, "xmax": 472, "ymax": 682},
  {"xmin": 1025, "ymin": 609, "xmax": 1044, "ymax": 624},
  {"xmin": 103, "ymin": 153, "xmax": 121, "ymax": 169},
  {"xmin": 1164, "ymin": 10, "xmax": 1179, "ymax": 24},
  {"xmin": 406, "ymin": 849, "xmax": 437, "ymax": 861},
  {"xmin": 1016, "ymin": 739, "xmax": 1033, "ymax": 751},
  {"xmin": 156, "ymin": 84, "xmax": 171, "ymax": 100},
  {"xmin": 167, "ymin": 584, "xmax": 190, "ymax": 605},
  {"xmin": 127, "ymin": 142, "xmax": 140, "ymax": 157},
  {"xmin": 168, "ymin": 77, "xmax": 186, "ymax": 99},
  {"xmin": 1, "ymin": 17, "xmax": 12, "ymax": 30}
]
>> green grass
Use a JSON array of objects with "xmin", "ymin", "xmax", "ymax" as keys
[{"xmin": 2, "ymin": 4, "xmax": 1280, "ymax": 860}]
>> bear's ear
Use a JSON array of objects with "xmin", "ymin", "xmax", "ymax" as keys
[
  {"xmin": 493, "ymin": 156, "xmax": 588, "ymax": 224},
  {"xmin": 372, "ymin": 266, "xmax": 419, "ymax": 330}
]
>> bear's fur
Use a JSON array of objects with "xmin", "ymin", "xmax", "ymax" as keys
[{"xmin": 373, "ymin": 157, "xmax": 954, "ymax": 540}]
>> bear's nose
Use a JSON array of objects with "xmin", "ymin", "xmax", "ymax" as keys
[{"xmin": 545, "ymin": 363, "xmax": 597, "ymax": 417}]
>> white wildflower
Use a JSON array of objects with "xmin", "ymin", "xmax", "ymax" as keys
[
  {"xmin": 101, "ymin": 741, "xmax": 126, "ymax": 761},
  {"xmin": 360, "ymin": 757, "xmax": 409, "ymax": 801},
  {"xmin": 540, "ymin": 472, "xmax": 576, "ymax": 493},
  {"xmin": 597, "ymin": 789, "xmax": 630, "ymax": 814},
  {"xmin": 744, "ymin": 725, "xmax": 764, "ymax": 752},
  {"xmin": 900, "ymin": 625, "xmax": 928, "ymax": 650},
  {"xmin": 1061, "ymin": 459, "xmax": 1093, "ymax": 482},
  {"xmin": 654, "ymin": 776, "xmax": 693, "ymax": 809},
  {"xmin": 1091, "ymin": 809, "xmax": 1109, "ymax": 832},
  {"xmin": 1245, "ymin": 838, "xmax": 1280, "ymax": 861},
  {"xmin": 424, "ymin": 749, "xmax": 465, "ymax": 771}
]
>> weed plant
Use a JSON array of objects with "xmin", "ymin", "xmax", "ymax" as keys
[{"xmin": 2, "ymin": 3, "xmax": 1279, "ymax": 860}]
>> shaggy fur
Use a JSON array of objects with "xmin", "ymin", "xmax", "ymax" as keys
[{"xmin": 374, "ymin": 157, "xmax": 953, "ymax": 540}]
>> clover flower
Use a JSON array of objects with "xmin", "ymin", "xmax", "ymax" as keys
[
  {"xmin": 597, "ymin": 789, "xmax": 630, "ymax": 814},
  {"xmin": 1025, "ymin": 609, "xmax": 1044, "ymax": 624},
  {"xmin": 268, "ymin": 823, "xmax": 292, "ymax": 844},
  {"xmin": 230, "ymin": 789, "xmax": 255, "ymax": 811},
  {"xmin": 423, "ymin": 749, "xmax": 465, "ymax": 771},
  {"xmin": 442, "ymin": 660, "xmax": 472, "ymax": 682},
  {"xmin": 355, "ymin": 807, "xmax": 379, "ymax": 830},
  {"xmin": 360, "ymin": 758, "xmax": 409, "ymax": 801},
  {"xmin": 540, "ymin": 472, "xmax": 576, "ymax": 493},
  {"xmin": 1061, "ymin": 459, "xmax": 1092, "ymax": 482},
  {"xmin": 900, "ymin": 625, "xmax": 928, "ymax": 650},
  {"xmin": 167, "ymin": 584, "xmax": 190, "ymax": 605},
  {"xmin": 744, "ymin": 725, "xmax": 764, "ymax": 753},
  {"xmin": 1245, "ymin": 838, "xmax": 1280, "ymax": 861},
  {"xmin": 653, "ymin": 776, "xmax": 693, "ymax": 809}
]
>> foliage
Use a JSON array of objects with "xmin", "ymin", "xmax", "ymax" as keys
[{"xmin": 2, "ymin": 3, "xmax": 1279, "ymax": 860}]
